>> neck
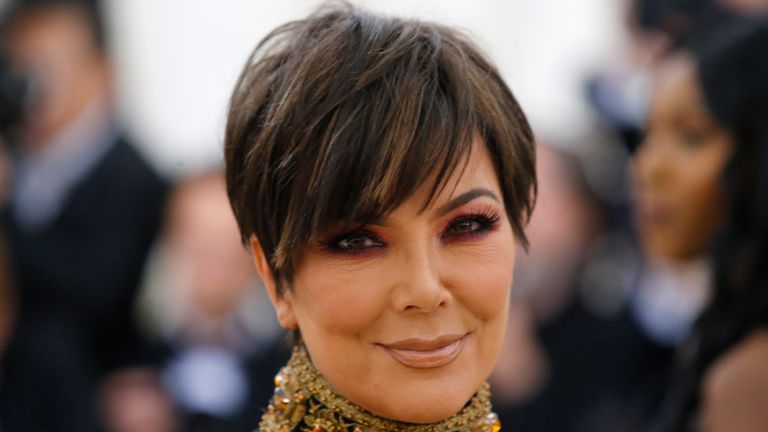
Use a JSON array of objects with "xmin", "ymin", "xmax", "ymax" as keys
[{"xmin": 259, "ymin": 344, "xmax": 500, "ymax": 432}]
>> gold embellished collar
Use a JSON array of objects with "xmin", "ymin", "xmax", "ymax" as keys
[{"xmin": 259, "ymin": 345, "xmax": 501, "ymax": 432}]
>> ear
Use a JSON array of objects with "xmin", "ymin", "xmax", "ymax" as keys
[{"xmin": 250, "ymin": 236, "xmax": 298, "ymax": 329}]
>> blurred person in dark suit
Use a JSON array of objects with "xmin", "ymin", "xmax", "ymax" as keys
[
  {"xmin": 140, "ymin": 171, "xmax": 288, "ymax": 432},
  {"xmin": 0, "ymin": 0, "xmax": 169, "ymax": 431}
]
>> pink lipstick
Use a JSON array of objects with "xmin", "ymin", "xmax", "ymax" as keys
[{"xmin": 379, "ymin": 333, "xmax": 467, "ymax": 369}]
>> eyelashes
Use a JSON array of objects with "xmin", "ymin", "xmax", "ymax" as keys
[
  {"xmin": 320, "ymin": 229, "xmax": 386, "ymax": 255},
  {"xmin": 319, "ymin": 208, "xmax": 502, "ymax": 256},
  {"xmin": 441, "ymin": 209, "xmax": 501, "ymax": 241}
]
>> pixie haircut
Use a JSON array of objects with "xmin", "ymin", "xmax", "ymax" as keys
[{"xmin": 225, "ymin": 4, "xmax": 536, "ymax": 292}]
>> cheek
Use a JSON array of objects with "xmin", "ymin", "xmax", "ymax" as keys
[
  {"xmin": 676, "ymin": 183, "xmax": 726, "ymax": 256},
  {"xmin": 444, "ymin": 232, "xmax": 516, "ymax": 320},
  {"xmin": 291, "ymin": 258, "xmax": 396, "ymax": 336},
  {"xmin": 676, "ymin": 142, "xmax": 730, "ymax": 240},
  {"xmin": 680, "ymin": 163, "xmax": 726, "ymax": 216}
]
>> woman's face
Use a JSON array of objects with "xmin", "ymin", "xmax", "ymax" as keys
[
  {"xmin": 632, "ymin": 55, "xmax": 734, "ymax": 261},
  {"xmin": 252, "ymin": 140, "xmax": 516, "ymax": 423}
]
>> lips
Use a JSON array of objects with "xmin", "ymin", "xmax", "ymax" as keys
[
  {"xmin": 635, "ymin": 202, "xmax": 674, "ymax": 231},
  {"xmin": 378, "ymin": 333, "xmax": 468, "ymax": 369}
]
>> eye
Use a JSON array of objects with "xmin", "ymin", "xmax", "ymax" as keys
[
  {"xmin": 679, "ymin": 129, "xmax": 706, "ymax": 148},
  {"xmin": 446, "ymin": 219, "xmax": 484, "ymax": 235},
  {"xmin": 338, "ymin": 235, "xmax": 380, "ymax": 250},
  {"xmin": 322, "ymin": 229, "xmax": 384, "ymax": 254},
  {"xmin": 442, "ymin": 211, "xmax": 501, "ymax": 240},
  {"xmin": 676, "ymin": 122, "xmax": 715, "ymax": 150}
]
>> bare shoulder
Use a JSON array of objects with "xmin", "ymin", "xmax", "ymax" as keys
[{"xmin": 702, "ymin": 329, "xmax": 768, "ymax": 432}]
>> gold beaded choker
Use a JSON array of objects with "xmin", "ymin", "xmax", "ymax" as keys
[{"xmin": 259, "ymin": 345, "xmax": 501, "ymax": 432}]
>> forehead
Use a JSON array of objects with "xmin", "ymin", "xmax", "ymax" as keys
[
  {"xmin": 318, "ymin": 137, "xmax": 502, "ymax": 231},
  {"xmin": 650, "ymin": 54, "xmax": 709, "ymax": 120},
  {"xmin": 4, "ymin": 6, "xmax": 93, "ymax": 52},
  {"xmin": 438, "ymin": 138, "xmax": 500, "ymax": 195},
  {"xmin": 386, "ymin": 137, "xmax": 502, "ymax": 218}
]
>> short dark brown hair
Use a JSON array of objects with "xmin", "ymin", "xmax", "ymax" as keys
[{"xmin": 225, "ymin": 4, "xmax": 536, "ymax": 292}]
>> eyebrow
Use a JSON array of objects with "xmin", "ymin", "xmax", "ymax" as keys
[
  {"xmin": 435, "ymin": 187, "xmax": 500, "ymax": 216},
  {"xmin": 359, "ymin": 187, "xmax": 500, "ymax": 228}
]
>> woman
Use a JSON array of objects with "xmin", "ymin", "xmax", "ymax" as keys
[
  {"xmin": 632, "ymin": 15, "xmax": 768, "ymax": 431},
  {"xmin": 224, "ymin": 4, "xmax": 536, "ymax": 431}
]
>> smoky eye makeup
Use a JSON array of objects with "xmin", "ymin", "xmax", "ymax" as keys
[
  {"xmin": 318, "ymin": 228, "xmax": 385, "ymax": 255},
  {"xmin": 440, "ymin": 206, "xmax": 502, "ymax": 241},
  {"xmin": 317, "ymin": 203, "xmax": 504, "ymax": 256}
]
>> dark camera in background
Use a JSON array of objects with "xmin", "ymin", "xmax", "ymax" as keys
[{"xmin": 0, "ymin": 51, "xmax": 34, "ymax": 134}]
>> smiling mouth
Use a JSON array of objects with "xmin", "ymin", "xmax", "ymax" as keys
[{"xmin": 378, "ymin": 333, "xmax": 468, "ymax": 369}]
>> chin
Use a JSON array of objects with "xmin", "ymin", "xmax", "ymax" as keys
[
  {"xmin": 649, "ymin": 240, "xmax": 705, "ymax": 263},
  {"xmin": 643, "ymin": 235, "xmax": 691, "ymax": 263},
  {"xmin": 368, "ymin": 373, "xmax": 481, "ymax": 424},
  {"xmin": 381, "ymin": 394, "xmax": 469, "ymax": 424}
]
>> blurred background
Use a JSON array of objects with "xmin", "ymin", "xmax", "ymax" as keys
[
  {"xmin": 88, "ymin": 0, "xmax": 626, "ymax": 175},
  {"xmin": 1, "ymin": 0, "xmax": 767, "ymax": 431}
]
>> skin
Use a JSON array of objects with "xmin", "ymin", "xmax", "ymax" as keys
[
  {"xmin": 632, "ymin": 54, "xmax": 733, "ymax": 262},
  {"xmin": 2, "ymin": 4, "xmax": 110, "ymax": 148},
  {"xmin": 165, "ymin": 175, "xmax": 254, "ymax": 321},
  {"xmin": 251, "ymin": 140, "xmax": 517, "ymax": 423},
  {"xmin": 702, "ymin": 330, "xmax": 768, "ymax": 432}
]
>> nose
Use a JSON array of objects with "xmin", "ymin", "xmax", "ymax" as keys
[
  {"xmin": 633, "ymin": 134, "xmax": 670, "ymax": 190},
  {"xmin": 391, "ymin": 243, "xmax": 449, "ymax": 313}
]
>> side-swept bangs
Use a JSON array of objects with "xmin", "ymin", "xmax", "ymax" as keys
[{"xmin": 225, "ymin": 5, "xmax": 535, "ymax": 290}]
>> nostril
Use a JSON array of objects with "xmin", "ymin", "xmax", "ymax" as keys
[{"xmin": 401, "ymin": 297, "xmax": 447, "ymax": 314}]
